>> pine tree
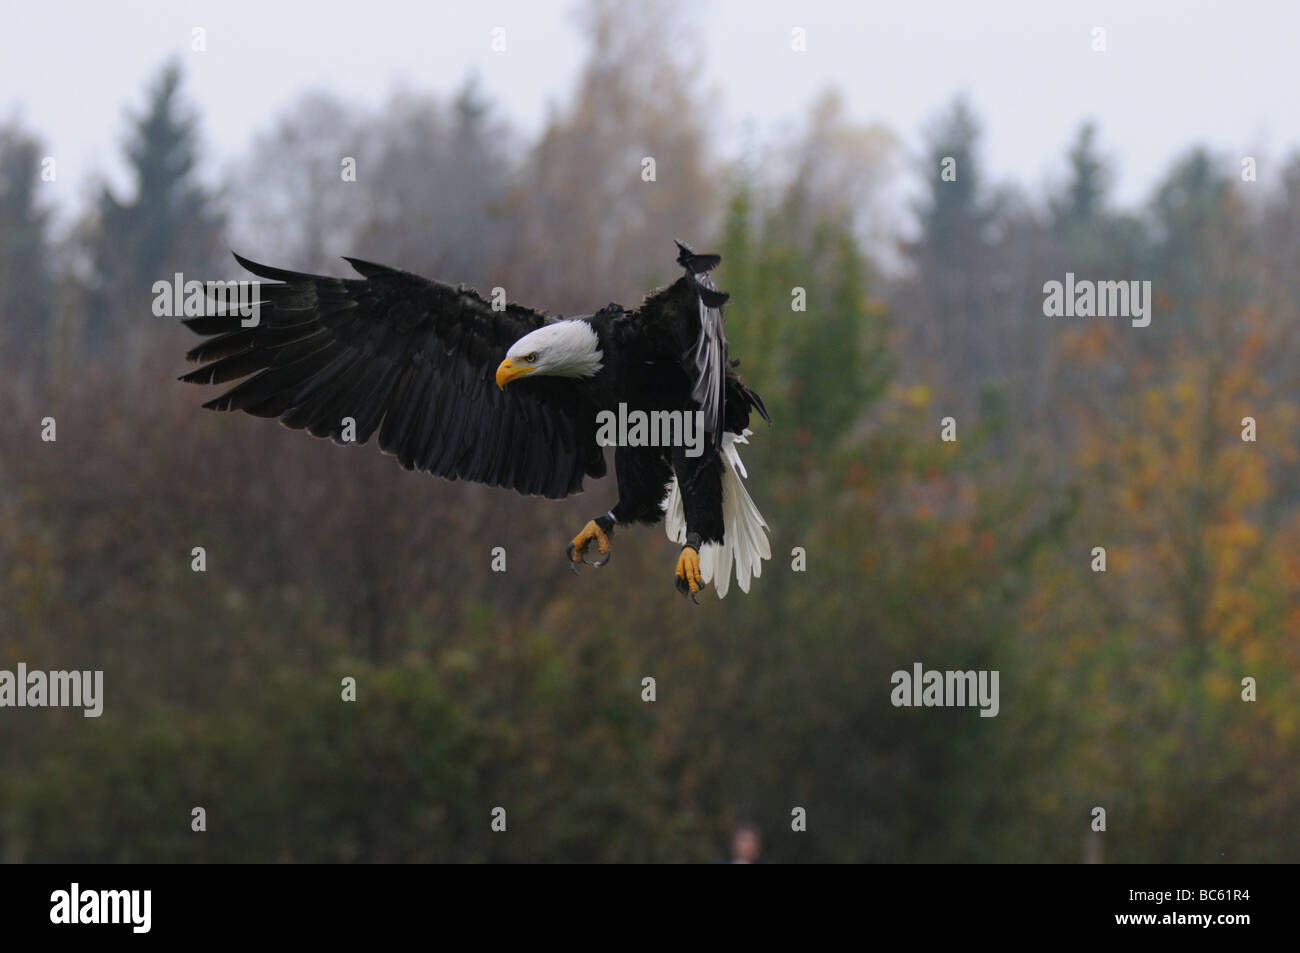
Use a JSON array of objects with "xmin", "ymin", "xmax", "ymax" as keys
[
  {"xmin": 86, "ymin": 61, "xmax": 224, "ymax": 356},
  {"xmin": 1052, "ymin": 122, "xmax": 1110, "ymax": 229},
  {"xmin": 0, "ymin": 122, "xmax": 54, "ymax": 373},
  {"xmin": 912, "ymin": 96, "xmax": 987, "ymax": 262}
]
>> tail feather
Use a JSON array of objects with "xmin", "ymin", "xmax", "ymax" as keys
[{"xmin": 662, "ymin": 430, "xmax": 769, "ymax": 599}]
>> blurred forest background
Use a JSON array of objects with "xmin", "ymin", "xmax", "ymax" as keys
[{"xmin": 2, "ymin": 1, "xmax": 1299, "ymax": 862}]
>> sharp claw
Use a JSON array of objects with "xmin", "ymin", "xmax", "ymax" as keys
[
  {"xmin": 566, "ymin": 542, "xmax": 583, "ymax": 574},
  {"xmin": 592, "ymin": 550, "xmax": 611, "ymax": 568},
  {"xmin": 675, "ymin": 544, "xmax": 705, "ymax": 601}
]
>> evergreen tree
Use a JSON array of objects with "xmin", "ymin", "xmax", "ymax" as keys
[
  {"xmin": 1051, "ymin": 121, "xmax": 1110, "ymax": 229},
  {"xmin": 912, "ymin": 96, "xmax": 987, "ymax": 262},
  {"xmin": 0, "ymin": 122, "xmax": 54, "ymax": 372},
  {"xmin": 1149, "ymin": 146, "xmax": 1231, "ymax": 296},
  {"xmin": 87, "ymin": 61, "xmax": 224, "ymax": 354}
]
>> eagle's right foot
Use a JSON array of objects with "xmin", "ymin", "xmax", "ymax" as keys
[
  {"xmin": 567, "ymin": 515, "xmax": 614, "ymax": 573},
  {"xmin": 674, "ymin": 534, "xmax": 705, "ymax": 603}
]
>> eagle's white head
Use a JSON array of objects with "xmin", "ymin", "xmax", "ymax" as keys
[{"xmin": 495, "ymin": 320, "xmax": 603, "ymax": 389}]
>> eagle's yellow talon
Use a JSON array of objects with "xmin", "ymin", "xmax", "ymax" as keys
[
  {"xmin": 676, "ymin": 546, "xmax": 702, "ymax": 593},
  {"xmin": 570, "ymin": 520, "xmax": 610, "ymax": 562}
]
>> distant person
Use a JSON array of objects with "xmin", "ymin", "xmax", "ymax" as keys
[{"xmin": 720, "ymin": 824, "xmax": 763, "ymax": 863}]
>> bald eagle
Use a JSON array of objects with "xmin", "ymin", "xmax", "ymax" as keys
[{"xmin": 179, "ymin": 241, "xmax": 770, "ymax": 599}]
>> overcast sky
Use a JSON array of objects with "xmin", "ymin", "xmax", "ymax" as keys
[{"xmin": 4, "ymin": 0, "xmax": 1296, "ymax": 226}]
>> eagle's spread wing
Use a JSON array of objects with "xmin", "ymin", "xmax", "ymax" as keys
[{"xmin": 180, "ymin": 254, "xmax": 605, "ymax": 499}]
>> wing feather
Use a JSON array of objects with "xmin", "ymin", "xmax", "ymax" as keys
[
  {"xmin": 181, "ymin": 253, "xmax": 605, "ymax": 498},
  {"xmin": 635, "ymin": 241, "xmax": 768, "ymax": 443}
]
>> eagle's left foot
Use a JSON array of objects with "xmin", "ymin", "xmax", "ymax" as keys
[
  {"xmin": 674, "ymin": 535, "xmax": 706, "ymax": 603},
  {"xmin": 567, "ymin": 516, "xmax": 614, "ymax": 573}
]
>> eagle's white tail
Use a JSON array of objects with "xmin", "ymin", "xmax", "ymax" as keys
[{"xmin": 662, "ymin": 429, "xmax": 770, "ymax": 598}]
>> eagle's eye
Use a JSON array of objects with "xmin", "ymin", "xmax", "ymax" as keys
[{"xmin": 524, "ymin": 352, "xmax": 539, "ymax": 363}]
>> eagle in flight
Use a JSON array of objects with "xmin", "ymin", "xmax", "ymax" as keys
[{"xmin": 179, "ymin": 241, "xmax": 770, "ymax": 599}]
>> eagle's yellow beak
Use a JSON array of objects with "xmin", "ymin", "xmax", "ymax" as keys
[{"xmin": 495, "ymin": 358, "xmax": 536, "ymax": 390}]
